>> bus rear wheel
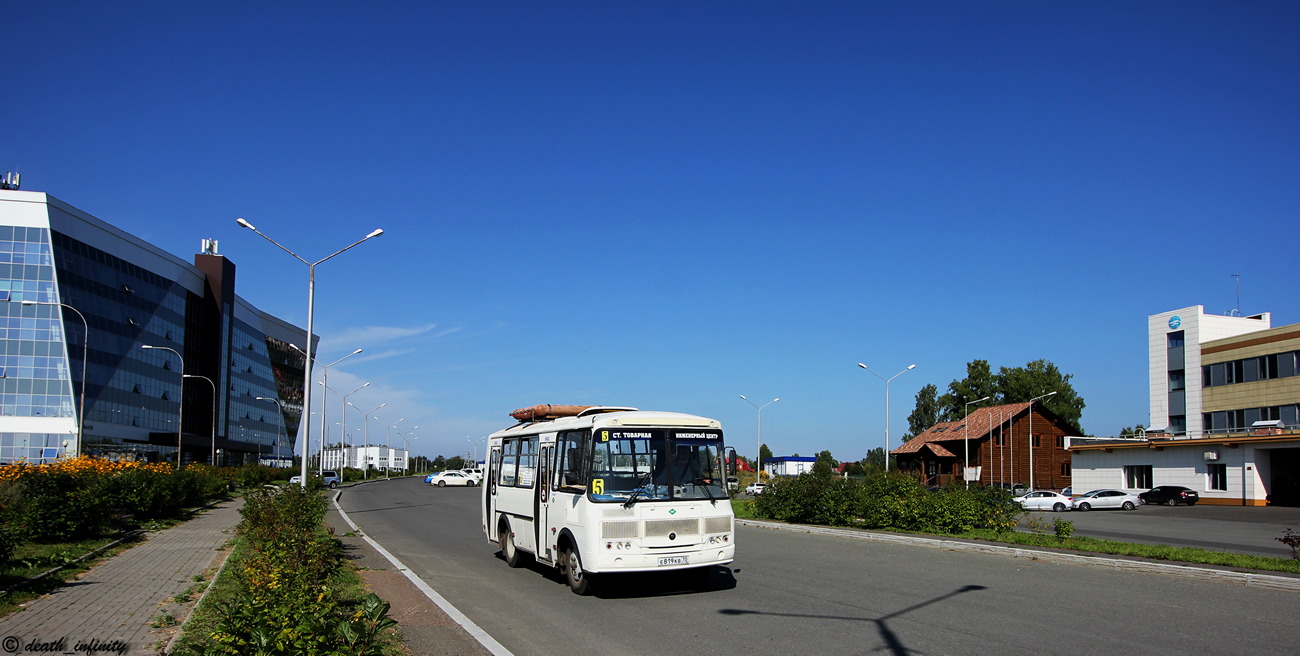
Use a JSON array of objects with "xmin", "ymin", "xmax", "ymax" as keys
[
  {"xmin": 501, "ymin": 522, "xmax": 525, "ymax": 568},
  {"xmin": 564, "ymin": 545, "xmax": 593, "ymax": 595}
]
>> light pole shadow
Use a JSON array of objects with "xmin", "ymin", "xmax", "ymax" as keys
[{"xmin": 718, "ymin": 583, "xmax": 987, "ymax": 656}]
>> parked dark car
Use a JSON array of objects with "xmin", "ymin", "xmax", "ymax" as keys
[{"xmin": 1139, "ymin": 485, "xmax": 1199, "ymax": 506}]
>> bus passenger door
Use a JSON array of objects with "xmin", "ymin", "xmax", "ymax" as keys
[
  {"xmin": 486, "ymin": 447, "xmax": 502, "ymax": 542},
  {"xmin": 536, "ymin": 445, "xmax": 553, "ymax": 563}
]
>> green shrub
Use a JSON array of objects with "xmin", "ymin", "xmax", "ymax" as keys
[
  {"xmin": 858, "ymin": 471, "xmax": 929, "ymax": 530},
  {"xmin": 1053, "ymin": 517, "xmax": 1075, "ymax": 541},
  {"xmin": 12, "ymin": 471, "xmax": 110, "ymax": 542},
  {"xmin": 200, "ymin": 485, "xmax": 397, "ymax": 655},
  {"xmin": 754, "ymin": 473, "xmax": 864, "ymax": 526},
  {"xmin": 235, "ymin": 464, "xmax": 281, "ymax": 489}
]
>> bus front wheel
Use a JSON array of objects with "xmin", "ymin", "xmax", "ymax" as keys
[{"xmin": 563, "ymin": 545, "xmax": 593, "ymax": 595}]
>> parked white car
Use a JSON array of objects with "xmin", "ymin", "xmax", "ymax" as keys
[
  {"xmin": 1073, "ymin": 489, "xmax": 1141, "ymax": 511},
  {"xmin": 1016, "ymin": 490, "xmax": 1074, "ymax": 512},
  {"xmin": 461, "ymin": 468, "xmax": 484, "ymax": 482},
  {"xmin": 745, "ymin": 482, "xmax": 766, "ymax": 495},
  {"xmin": 428, "ymin": 470, "xmax": 478, "ymax": 487}
]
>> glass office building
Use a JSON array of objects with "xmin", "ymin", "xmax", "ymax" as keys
[{"xmin": 0, "ymin": 189, "xmax": 314, "ymax": 465}]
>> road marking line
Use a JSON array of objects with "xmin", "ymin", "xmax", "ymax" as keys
[{"xmin": 333, "ymin": 492, "xmax": 516, "ymax": 656}]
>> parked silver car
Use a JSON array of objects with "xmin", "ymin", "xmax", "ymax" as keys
[{"xmin": 1073, "ymin": 489, "xmax": 1140, "ymax": 511}]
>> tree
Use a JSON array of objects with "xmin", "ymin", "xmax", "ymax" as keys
[
  {"xmin": 759, "ymin": 443, "xmax": 773, "ymax": 462},
  {"xmin": 907, "ymin": 358, "xmax": 1088, "ymax": 435},
  {"xmin": 862, "ymin": 447, "xmax": 889, "ymax": 469},
  {"xmin": 938, "ymin": 359, "xmax": 999, "ymax": 421},
  {"xmin": 905, "ymin": 384, "xmax": 941, "ymax": 440},
  {"xmin": 997, "ymin": 359, "xmax": 1086, "ymax": 434},
  {"xmin": 812, "ymin": 450, "xmax": 838, "ymax": 477},
  {"xmin": 816, "ymin": 450, "xmax": 838, "ymax": 468},
  {"xmin": 432, "ymin": 455, "xmax": 446, "ymax": 471},
  {"xmin": 1120, "ymin": 424, "xmax": 1146, "ymax": 438},
  {"xmin": 445, "ymin": 455, "xmax": 465, "ymax": 470}
]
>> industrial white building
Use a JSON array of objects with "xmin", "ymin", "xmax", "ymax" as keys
[{"xmin": 320, "ymin": 444, "xmax": 408, "ymax": 472}]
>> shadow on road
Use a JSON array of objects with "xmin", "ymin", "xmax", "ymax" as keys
[
  {"xmin": 498, "ymin": 551, "xmax": 739, "ymax": 597},
  {"xmin": 717, "ymin": 583, "xmax": 988, "ymax": 656}
]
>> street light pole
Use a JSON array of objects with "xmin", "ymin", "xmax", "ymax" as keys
[
  {"xmin": 300, "ymin": 348, "xmax": 366, "ymax": 475},
  {"xmin": 739, "ymin": 395, "xmax": 779, "ymax": 485},
  {"xmin": 857, "ymin": 363, "xmax": 917, "ymax": 472},
  {"xmin": 236, "ymin": 217, "xmax": 383, "ymax": 489},
  {"xmin": 142, "ymin": 345, "xmax": 184, "ymax": 468},
  {"xmin": 184, "ymin": 374, "xmax": 217, "ymax": 465},
  {"xmin": 1027, "ymin": 391, "xmax": 1058, "ymax": 490},
  {"xmin": 963, "ymin": 395, "xmax": 991, "ymax": 488},
  {"xmin": 17, "ymin": 300, "xmax": 88, "ymax": 458},
  {"xmin": 339, "ymin": 382, "xmax": 369, "ymax": 471},
  {"xmin": 351, "ymin": 402, "xmax": 385, "ymax": 479},
  {"xmin": 399, "ymin": 430, "xmax": 417, "ymax": 475},
  {"xmin": 386, "ymin": 417, "xmax": 405, "ymax": 479}
]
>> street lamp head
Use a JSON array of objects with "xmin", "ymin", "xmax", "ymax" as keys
[
  {"xmin": 857, "ymin": 363, "xmax": 867, "ymax": 369},
  {"xmin": 140, "ymin": 344, "xmax": 155, "ymax": 350},
  {"xmin": 236, "ymin": 218, "xmax": 256, "ymax": 231},
  {"xmin": 739, "ymin": 394, "xmax": 747, "ymax": 401},
  {"xmin": 19, "ymin": 300, "xmax": 35, "ymax": 306},
  {"xmin": 350, "ymin": 348, "xmax": 363, "ymax": 355},
  {"xmin": 365, "ymin": 229, "xmax": 385, "ymax": 239},
  {"xmin": 906, "ymin": 364, "xmax": 917, "ymax": 370}
]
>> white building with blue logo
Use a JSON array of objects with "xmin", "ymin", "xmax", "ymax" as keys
[{"xmin": 1148, "ymin": 306, "xmax": 1272, "ymax": 437}]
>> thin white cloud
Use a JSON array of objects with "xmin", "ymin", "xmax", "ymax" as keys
[{"xmin": 318, "ymin": 323, "xmax": 453, "ymax": 351}]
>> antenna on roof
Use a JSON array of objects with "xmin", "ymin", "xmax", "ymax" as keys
[
  {"xmin": 201, "ymin": 238, "xmax": 219, "ymax": 255},
  {"xmin": 1230, "ymin": 273, "xmax": 1241, "ymax": 317},
  {"xmin": 0, "ymin": 172, "xmax": 19, "ymax": 190}
]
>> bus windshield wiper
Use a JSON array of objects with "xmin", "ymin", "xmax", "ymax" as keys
[
  {"xmin": 623, "ymin": 471, "xmax": 653, "ymax": 509},
  {"xmin": 699, "ymin": 479, "xmax": 718, "ymax": 505}
]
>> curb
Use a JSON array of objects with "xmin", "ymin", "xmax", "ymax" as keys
[{"xmin": 737, "ymin": 518, "xmax": 1300, "ymax": 593}]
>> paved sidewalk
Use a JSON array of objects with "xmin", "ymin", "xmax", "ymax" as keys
[
  {"xmin": 327, "ymin": 490, "xmax": 496, "ymax": 656},
  {"xmin": 0, "ymin": 499, "xmax": 242, "ymax": 655}
]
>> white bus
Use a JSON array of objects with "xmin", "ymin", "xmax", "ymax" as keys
[{"xmin": 482, "ymin": 405, "xmax": 735, "ymax": 594}]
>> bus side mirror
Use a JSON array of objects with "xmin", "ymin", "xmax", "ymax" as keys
[{"xmin": 725, "ymin": 447, "xmax": 738, "ymax": 475}]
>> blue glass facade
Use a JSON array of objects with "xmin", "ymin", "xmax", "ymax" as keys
[{"xmin": 0, "ymin": 191, "xmax": 312, "ymax": 464}]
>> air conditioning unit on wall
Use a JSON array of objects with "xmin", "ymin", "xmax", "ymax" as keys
[{"xmin": 1203, "ymin": 450, "xmax": 1219, "ymax": 461}]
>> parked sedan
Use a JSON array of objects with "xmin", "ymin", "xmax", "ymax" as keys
[
  {"xmin": 745, "ymin": 482, "xmax": 766, "ymax": 495},
  {"xmin": 427, "ymin": 470, "xmax": 478, "ymax": 487},
  {"xmin": 1139, "ymin": 485, "xmax": 1200, "ymax": 506},
  {"xmin": 1016, "ymin": 490, "xmax": 1074, "ymax": 512},
  {"xmin": 1073, "ymin": 489, "xmax": 1141, "ymax": 511}
]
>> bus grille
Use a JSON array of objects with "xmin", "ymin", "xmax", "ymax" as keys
[
  {"xmin": 644, "ymin": 518, "xmax": 700, "ymax": 537},
  {"xmin": 601, "ymin": 521, "xmax": 639, "ymax": 539},
  {"xmin": 703, "ymin": 516, "xmax": 731, "ymax": 534}
]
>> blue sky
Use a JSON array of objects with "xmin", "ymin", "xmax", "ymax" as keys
[{"xmin": 6, "ymin": 1, "xmax": 1298, "ymax": 463}]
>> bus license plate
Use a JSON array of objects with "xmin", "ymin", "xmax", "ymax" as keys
[{"xmin": 659, "ymin": 556, "xmax": 688, "ymax": 566}]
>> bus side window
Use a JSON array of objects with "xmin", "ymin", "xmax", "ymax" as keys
[
  {"xmin": 501, "ymin": 438, "xmax": 519, "ymax": 487},
  {"xmin": 558, "ymin": 430, "xmax": 588, "ymax": 489}
]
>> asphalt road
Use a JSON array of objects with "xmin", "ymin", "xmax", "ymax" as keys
[
  {"xmin": 340, "ymin": 479, "xmax": 1298, "ymax": 656},
  {"xmin": 1017, "ymin": 502, "xmax": 1300, "ymax": 558}
]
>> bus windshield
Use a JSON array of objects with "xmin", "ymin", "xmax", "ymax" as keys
[{"xmin": 588, "ymin": 428, "xmax": 726, "ymax": 502}]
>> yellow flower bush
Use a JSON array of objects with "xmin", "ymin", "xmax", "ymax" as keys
[{"xmin": 1, "ymin": 455, "xmax": 232, "ymax": 543}]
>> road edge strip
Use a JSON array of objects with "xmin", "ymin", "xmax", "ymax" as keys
[
  {"xmin": 737, "ymin": 518, "xmax": 1300, "ymax": 593},
  {"xmin": 332, "ymin": 492, "xmax": 516, "ymax": 656}
]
